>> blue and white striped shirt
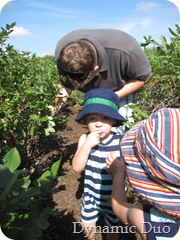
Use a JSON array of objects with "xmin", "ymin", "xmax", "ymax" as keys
[{"xmin": 81, "ymin": 133, "xmax": 123, "ymax": 224}]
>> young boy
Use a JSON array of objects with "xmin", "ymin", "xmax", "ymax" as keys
[{"xmin": 72, "ymin": 88, "xmax": 125, "ymax": 240}]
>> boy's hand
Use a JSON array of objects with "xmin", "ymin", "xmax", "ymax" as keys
[
  {"xmin": 85, "ymin": 130, "xmax": 101, "ymax": 148},
  {"xmin": 106, "ymin": 152, "xmax": 127, "ymax": 175}
]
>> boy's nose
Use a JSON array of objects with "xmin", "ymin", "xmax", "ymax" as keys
[{"xmin": 96, "ymin": 121, "xmax": 102, "ymax": 127}]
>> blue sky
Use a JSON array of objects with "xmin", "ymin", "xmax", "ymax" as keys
[{"xmin": 0, "ymin": 0, "xmax": 179, "ymax": 57}]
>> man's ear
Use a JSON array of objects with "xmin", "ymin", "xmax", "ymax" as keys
[{"xmin": 94, "ymin": 65, "xmax": 99, "ymax": 73}]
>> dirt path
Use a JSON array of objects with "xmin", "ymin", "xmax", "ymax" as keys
[
  {"xmin": 53, "ymin": 105, "xmax": 87, "ymax": 240},
  {"xmin": 39, "ymin": 104, "xmax": 139, "ymax": 240}
]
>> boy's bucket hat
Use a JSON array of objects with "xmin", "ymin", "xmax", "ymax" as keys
[
  {"xmin": 75, "ymin": 88, "xmax": 125, "ymax": 126},
  {"xmin": 121, "ymin": 108, "xmax": 180, "ymax": 217}
]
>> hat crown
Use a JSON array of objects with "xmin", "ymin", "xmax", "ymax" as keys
[
  {"xmin": 75, "ymin": 88, "xmax": 125, "ymax": 125},
  {"xmin": 121, "ymin": 108, "xmax": 180, "ymax": 217},
  {"xmin": 137, "ymin": 108, "xmax": 180, "ymax": 185},
  {"xmin": 150, "ymin": 109, "xmax": 180, "ymax": 164},
  {"xmin": 84, "ymin": 88, "xmax": 119, "ymax": 109}
]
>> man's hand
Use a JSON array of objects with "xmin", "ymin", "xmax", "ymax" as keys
[{"xmin": 51, "ymin": 83, "xmax": 70, "ymax": 116}]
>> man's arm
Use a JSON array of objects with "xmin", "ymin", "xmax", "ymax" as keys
[
  {"xmin": 51, "ymin": 83, "xmax": 72, "ymax": 115},
  {"xmin": 115, "ymin": 79, "xmax": 147, "ymax": 99}
]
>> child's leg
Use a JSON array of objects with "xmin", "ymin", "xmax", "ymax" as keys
[
  {"xmin": 103, "ymin": 212, "xmax": 120, "ymax": 240},
  {"xmin": 81, "ymin": 221, "xmax": 96, "ymax": 240},
  {"xmin": 106, "ymin": 231, "xmax": 119, "ymax": 240}
]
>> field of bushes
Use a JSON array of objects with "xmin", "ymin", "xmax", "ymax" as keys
[{"xmin": 0, "ymin": 22, "xmax": 179, "ymax": 239}]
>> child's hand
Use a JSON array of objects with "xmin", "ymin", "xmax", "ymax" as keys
[
  {"xmin": 85, "ymin": 130, "xmax": 101, "ymax": 148},
  {"xmin": 106, "ymin": 152, "xmax": 126, "ymax": 175}
]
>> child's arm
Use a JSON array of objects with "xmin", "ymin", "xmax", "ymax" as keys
[
  {"xmin": 106, "ymin": 153, "xmax": 147, "ymax": 240},
  {"xmin": 72, "ymin": 131, "xmax": 101, "ymax": 173}
]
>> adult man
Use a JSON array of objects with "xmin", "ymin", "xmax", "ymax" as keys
[{"xmin": 54, "ymin": 29, "xmax": 151, "ymax": 124}]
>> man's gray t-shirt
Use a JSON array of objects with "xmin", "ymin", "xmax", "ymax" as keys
[{"xmin": 55, "ymin": 29, "xmax": 151, "ymax": 93}]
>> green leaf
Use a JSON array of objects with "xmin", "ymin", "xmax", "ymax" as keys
[
  {"xmin": 51, "ymin": 159, "xmax": 61, "ymax": 177},
  {"xmin": 168, "ymin": 27, "xmax": 178, "ymax": 37},
  {"xmin": 161, "ymin": 35, "xmax": 167, "ymax": 49},
  {"xmin": 0, "ymin": 165, "xmax": 13, "ymax": 188},
  {"xmin": 44, "ymin": 126, "xmax": 55, "ymax": 136},
  {"xmin": 0, "ymin": 169, "xmax": 19, "ymax": 202},
  {"xmin": 39, "ymin": 170, "xmax": 51, "ymax": 180},
  {"xmin": 29, "ymin": 114, "xmax": 39, "ymax": 121},
  {"xmin": 39, "ymin": 116, "xmax": 48, "ymax": 122},
  {"xmin": 141, "ymin": 112, "xmax": 149, "ymax": 119},
  {"xmin": 140, "ymin": 42, "xmax": 150, "ymax": 47},
  {"xmin": 3, "ymin": 148, "xmax": 21, "ymax": 172}
]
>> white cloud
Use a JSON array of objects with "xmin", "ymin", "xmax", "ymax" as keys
[
  {"xmin": 119, "ymin": 22, "xmax": 137, "ymax": 33},
  {"xmin": 98, "ymin": 16, "xmax": 153, "ymax": 38},
  {"xmin": 140, "ymin": 18, "xmax": 152, "ymax": 27},
  {"xmin": 9, "ymin": 26, "xmax": 32, "ymax": 37},
  {"xmin": 41, "ymin": 51, "xmax": 54, "ymax": 57},
  {"xmin": 135, "ymin": 1, "xmax": 160, "ymax": 12}
]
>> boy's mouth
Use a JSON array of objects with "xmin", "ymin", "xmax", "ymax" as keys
[{"xmin": 98, "ymin": 131, "xmax": 104, "ymax": 137}]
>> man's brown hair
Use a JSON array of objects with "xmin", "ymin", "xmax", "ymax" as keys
[{"xmin": 57, "ymin": 40, "xmax": 97, "ymax": 89}]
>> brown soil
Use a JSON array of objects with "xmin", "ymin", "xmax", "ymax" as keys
[{"xmin": 38, "ymin": 103, "xmax": 141, "ymax": 240}]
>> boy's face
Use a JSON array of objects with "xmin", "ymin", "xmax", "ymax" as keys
[{"xmin": 85, "ymin": 113, "xmax": 116, "ymax": 139}]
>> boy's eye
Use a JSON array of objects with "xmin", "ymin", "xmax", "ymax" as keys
[
  {"xmin": 102, "ymin": 116, "xmax": 110, "ymax": 121},
  {"xmin": 87, "ymin": 115, "xmax": 111, "ymax": 122},
  {"xmin": 88, "ymin": 116, "xmax": 96, "ymax": 122}
]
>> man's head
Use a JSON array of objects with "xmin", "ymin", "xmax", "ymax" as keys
[{"xmin": 57, "ymin": 40, "xmax": 99, "ymax": 90}]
